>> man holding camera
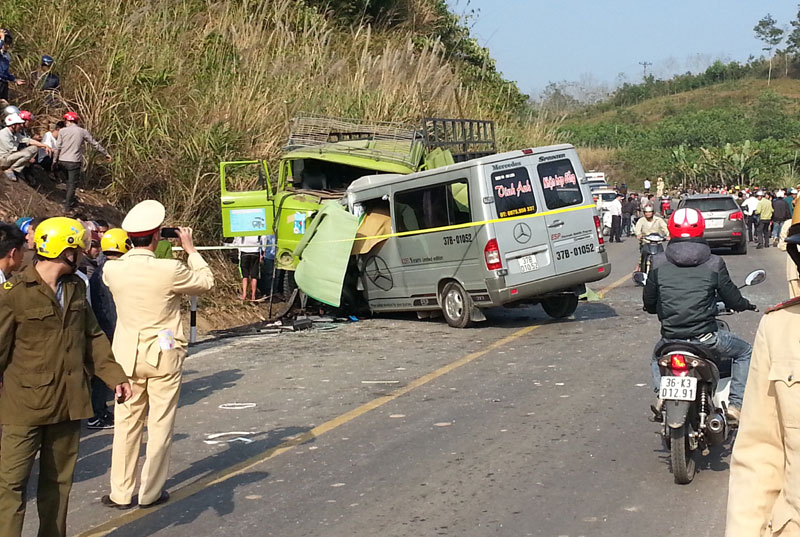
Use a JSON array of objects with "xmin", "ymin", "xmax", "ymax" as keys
[{"xmin": 101, "ymin": 200, "xmax": 213, "ymax": 509}]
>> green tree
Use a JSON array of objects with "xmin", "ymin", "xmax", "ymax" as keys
[
  {"xmin": 754, "ymin": 14, "xmax": 785, "ymax": 84},
  {"xmin": 787, "ymin": 5, "xmax": 800, "ymax": 73}
]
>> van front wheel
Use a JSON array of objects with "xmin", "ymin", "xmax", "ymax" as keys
[
  {"xmin": 542, "ymin": 294, "xmax": 579, "ymax": 319},
  {"xmin": 441, "ymin": 282, "xmax": 473, "ymax": 328}
]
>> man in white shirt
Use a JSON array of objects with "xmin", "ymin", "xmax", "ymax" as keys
[
  {"xmin": 232, "ymin": 235, "xmax": 264, "ymax": 300},
  {"xmin": 37, "ymin": 120, "xmax": 62, "ymax": 169},
  {"xmin": 607, "ymin": 194, "xmax": 624, "ymax": 243},
  {"xmin": 741, "ymin": 193, "xmax": 760, "ymax": 243},
  {"xmin": 0, "ymin": 223, "xmax": 25, "ymax": 283},
  {"xmin": 643, "ymin": 178, "xmax": 651, "ymax": 193}
]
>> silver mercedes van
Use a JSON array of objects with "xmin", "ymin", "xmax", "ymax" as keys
[{"xmin": 346, "ymin": 144, "xmax": 611, "ymax": 327}]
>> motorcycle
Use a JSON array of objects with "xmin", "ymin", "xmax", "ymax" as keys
[
  {"xmin": 649, "ymin": 269, "xmax": 766, "ymax": 484},
  {"xmin": 633, "ymin": 233, "xmax": 666, "ymax": 286}
]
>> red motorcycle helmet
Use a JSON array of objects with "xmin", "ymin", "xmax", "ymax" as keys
[
  {"xmin": 64, "ymin": 111, "xmax": 80, "ymax": 122},
  {"xmin": 668, "ymin": 207, "xmax": 705, "ymax": 239},
  {"xmin": 18, "ymin": 110, "xmax": 32, "ymax": 121}
]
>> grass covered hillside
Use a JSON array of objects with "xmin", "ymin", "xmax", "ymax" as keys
[
  {"xmin": 4, "ymin": 0, "xmax": 558, "ymax": 235},
  {"xmin": 562, "ymin": 74, "xmax": 800, "ymax": 190}
]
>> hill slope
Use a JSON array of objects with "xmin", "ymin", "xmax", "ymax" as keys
[
  {"xmin": 3, "ymin": 0, "xmax": 554, "ymax": 237},
  {"xmin": 562, "ymin": 77, "xmax": 800, "ymax": 189}
]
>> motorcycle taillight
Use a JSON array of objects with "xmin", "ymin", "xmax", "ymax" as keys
[{"xmin": 670, "ymin": 354, "xmax": 689, "ymax": 377}]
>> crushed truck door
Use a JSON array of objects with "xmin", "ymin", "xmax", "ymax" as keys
[{"xmin": 220, "ymin": 160, "xmax": 273, "ymax": 237}]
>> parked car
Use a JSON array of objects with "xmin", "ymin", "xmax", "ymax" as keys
[{"xmin": 676, "ymin": 194, "xmax": 747, "ymax": 254}]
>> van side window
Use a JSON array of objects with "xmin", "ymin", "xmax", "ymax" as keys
[
  {"xmin": 538, "ymin": 159, "xmax": 583, "ymax": 209},
  {"xmin": 394, "ymin": 180, "xmax": 470, "ymax": 233},
  {"xmin": 491, "ymin": 167, "xmax": 536, "ymax": 219}
]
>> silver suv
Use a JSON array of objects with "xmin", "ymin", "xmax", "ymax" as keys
[{"xmin": 677, "ymin": 194, "xmax": 747, "ymax": 254}]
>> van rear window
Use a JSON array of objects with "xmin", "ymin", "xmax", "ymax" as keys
[
  {"xmin": 491, "ymin": 167, "xmax": 536, "ymax": 219},
  {"xmin": 538, "ymin": 159, "xmax": 583, "ymax": 209}
]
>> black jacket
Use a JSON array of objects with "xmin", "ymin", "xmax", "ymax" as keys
[
  {"xmin": 773, "ymin": 198, "xmax": 792, "ymax": 221},
  {"xmin": 89, "ymin": 261, "xmax": 116, "ymax": 340},
  {"xmin": 643, "ymin": 239, "xmax": 752, "ymax": 339}
]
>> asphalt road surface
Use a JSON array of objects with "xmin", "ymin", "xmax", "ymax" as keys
[{"xmin": 22, "ymin": 236, "xmax": 789, "ymax": 537}]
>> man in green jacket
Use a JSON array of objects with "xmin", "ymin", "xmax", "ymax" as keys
[{"xmin": 0, "ymin": 217, "xmax": 131, "ymax": 537}]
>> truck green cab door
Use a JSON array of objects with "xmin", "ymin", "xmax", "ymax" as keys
[{"xmin": 220, "ymin": 160, "xmax": 274, "ymax": 237}]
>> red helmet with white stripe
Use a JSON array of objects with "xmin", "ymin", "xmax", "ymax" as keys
[
  {"xmin": 668, "ymin": 207, "xmax": 705, "ymax": 239},
  {"xmin": 64, "ymin": 111, "xmax": 79, "ymax": 122}
]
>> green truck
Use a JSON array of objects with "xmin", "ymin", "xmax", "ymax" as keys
[{"xmin": 219, "ymin": 114, "xmax": 496, "ymax": 275}]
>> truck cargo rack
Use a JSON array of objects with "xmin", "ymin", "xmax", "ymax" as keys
[
  {"xmin": 422, "ymin": 117, "xmax": 496, "ymax": 163},
  {"xmin": 286, "ymin": 114, "xmax": 420, "ymax": 169}
]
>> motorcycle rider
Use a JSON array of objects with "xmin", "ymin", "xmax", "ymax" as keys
[
  {"xmin": 643, "ymin": 207, "xmax": 756, "ymax": 425},
  {"xmin": 634, "ymin": 204, "xmax": 668, "ymax": 271}
]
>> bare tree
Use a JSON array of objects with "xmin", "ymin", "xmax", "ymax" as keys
[{"xmin": 754, "ymin": 14, "xmax": 785, "ymax": 85}]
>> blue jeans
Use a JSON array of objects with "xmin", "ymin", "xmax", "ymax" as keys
[
  {"xmin": 650, "ymin": 331, "xmax": 752, "ymax": 408},
  {"xmin": 772, "ymin": 219, "xmax": 786, "ymax": 240}
]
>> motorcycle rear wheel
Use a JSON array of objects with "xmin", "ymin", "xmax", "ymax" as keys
[{"xmin": 670, "ymin": 424, "xmax": 697, "ymax": 484}]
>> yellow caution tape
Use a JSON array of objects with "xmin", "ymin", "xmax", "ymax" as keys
[{"xmin": 177, "ymin": 203, "xmax": 597, "ymax": 251}]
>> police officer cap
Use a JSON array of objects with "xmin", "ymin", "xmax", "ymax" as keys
[{"xmin": 122, "ymin": 200, "xmax": 166, "ymax": 235}]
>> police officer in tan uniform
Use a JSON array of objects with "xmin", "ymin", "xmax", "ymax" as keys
[
  {"xmin": 0, "ymin": 217, "xmax": 131, "ymax": 537},
  {"xmin": 727, "ymin": 201, "xmax": 800, "ymax": 535},
  {"xmin": 102, "ymin": 200, "xmax": 213, "ymax": 509}
]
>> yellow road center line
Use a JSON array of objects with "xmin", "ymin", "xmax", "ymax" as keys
[
  {"xmin": 76, "ymin": 324, "xmax": 540, "ymax": 537},
  {"xmin": 598, "ymin": 271, "xmax": 634, "ymax": 298}
]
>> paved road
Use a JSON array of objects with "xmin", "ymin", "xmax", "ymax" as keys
[{"xmin": 23, "ymin": 237, "xmax": 789, "ymax": 537}]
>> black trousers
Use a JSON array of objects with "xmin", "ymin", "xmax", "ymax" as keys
[
  {"xmin": 746, "ymin": 215, "xmax": 756, "ymax": 241},
  {"xmin": 610, "ymin": 215, "xmax": 622, "ymax": 242},
  {"xmin": 90, "ymin": 376, "xmax": 112, "ymax": 419},
  {"xmin": 621, "ymin": 214, "xmax": 632, "ymax": 236},
  {"xmin": 59, "ymin": 161, "xmax": 81, "ymax": 209},
  {"xmin": 0, "ymin": 80, "xmax": 8, "ymax": 101},
  {"xmin": 758, "ymin": 220, "xmax": 771, "ymax": 247}
]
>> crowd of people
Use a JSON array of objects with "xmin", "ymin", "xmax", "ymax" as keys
[
  {"xmin": 0, "ymin": 28, "xmax": 111, "ymax": 212},
  {"xmin": 0, "ymin": 200, "xmax": 214, "ymax": 536}
]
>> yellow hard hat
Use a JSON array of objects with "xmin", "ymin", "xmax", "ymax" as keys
[
  {"xmin": 100, "ymin": 228, "xmax": 130, "ymax": 254},
  {"xmin": 34, "ymin": 217, "xmax": 87, "ymax": 258}
]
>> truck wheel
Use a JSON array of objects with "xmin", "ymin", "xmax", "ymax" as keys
[
  {"xmin": 282, "ymin": 271, "xmax": 297, "ymax": 302},
  {"xmin": 441, "ymin": 282, "xmax": 473, "ymax": 328},
  {"xmin": 541, "ymin": 294, "xmax": 579, "ymax": 319}
]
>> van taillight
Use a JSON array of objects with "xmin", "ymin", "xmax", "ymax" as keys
[
  {"xmin": 729, "ymin": 211, "xmax": 743, "ymax": 221},
  {"xmin": 593, "ymin": 216, "xmax": 604, "ymax": 245},
  {"xmin": 484, "ymin": 239, "xmax": 502, "ymax": 270}
]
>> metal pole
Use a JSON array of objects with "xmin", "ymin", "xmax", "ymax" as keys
[{"xmin": 190, "ymin": 296, "xmax": 198, "ymax": 344}]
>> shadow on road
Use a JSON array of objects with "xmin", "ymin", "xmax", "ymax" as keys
[
  {"xmin": 73, "ymin": 433, "xmax": 190, "ymax": 483},
  {"xmin": 105, "ymin": 471, "xmax": 269, "ymax": 536},
  {"xmin": 179, "ymin": 368, "xmax": 244, "ymax": 407}
]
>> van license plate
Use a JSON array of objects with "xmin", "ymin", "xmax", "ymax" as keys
[
  {"xmin": 519, "ymin": 254, "xmax": 538, "ymax": 273},
  {"xmin": 659, "ymin": 376, "xmax": 697, "ymax": 401}
]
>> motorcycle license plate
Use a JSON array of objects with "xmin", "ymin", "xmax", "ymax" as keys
[
  {"xmin": 659, "ymin": 376, "xmax": 697, "ymax": 401},
  {"xmin": 519, "ymin": 254, "xmax": 538, "ymax": 273}
]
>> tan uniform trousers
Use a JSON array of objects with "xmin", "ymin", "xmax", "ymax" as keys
[
  {"xmin": 110, "ymin": 349, "xmax": 183, "ymax": 506},
  {"xmin": 0, "ymin": 420, "xmax": 80, "ymax": 537},
  {"xmin": 0, "ymin": 146, "xmax": 37, "ymax": 173}
]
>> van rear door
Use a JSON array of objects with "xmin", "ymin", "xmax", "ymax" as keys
[
  {"xmin": 485, "ymin": 161, "xmax": 556, "ymax": 286},
  {"xmin": 534, "ymin": 154, "xmax": 603, "ymax": 274}
]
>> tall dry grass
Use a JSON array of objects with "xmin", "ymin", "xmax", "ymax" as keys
[{"xmin": 8, "ymin": 0, "xmax": 559, "ymax": 235}]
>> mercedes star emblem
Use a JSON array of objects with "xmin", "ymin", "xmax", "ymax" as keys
[
  {"xmin": 364, "ymin": 256, "xmax": 394, "ymax": 291},
  {"xmin": 513, "ymin": 222, "xmax": 532, "ymax": 244}
]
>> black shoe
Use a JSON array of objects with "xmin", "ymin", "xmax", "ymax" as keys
[
  {"xmin": 101, "ymin": 495, "xmax": 135, "ymax": 510},
  {"xmin": 87, "ymin": 417, "xmax": 113, "ymax": 429},
  {"xmin": 756, "ymin": 245, "xmax": 763, "ymax": 249},
  {"xmin": 139, "ymin": 490, "xmax": 169, "ymax": 509},
  {"xmin": 650, "ymin": 399, "xmax": 664, "ymax": 422}
]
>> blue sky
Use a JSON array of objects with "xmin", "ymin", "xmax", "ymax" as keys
[{"xmin": 451, "ymin": 1, "xmax": 800, "ymax": 97}]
